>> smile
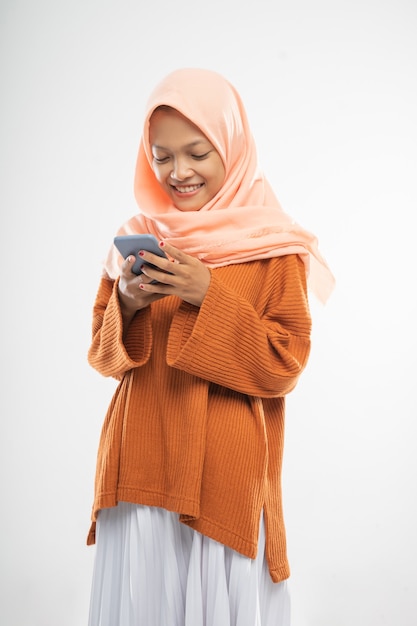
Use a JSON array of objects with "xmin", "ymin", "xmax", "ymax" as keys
[{"xmin": 171, "ymin": 184, "xmax": 204, "ymax": 194}]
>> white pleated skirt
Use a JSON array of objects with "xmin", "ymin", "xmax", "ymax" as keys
[{"xmin": 88, "ymin": 502, "xmax": 290, "ymax": 626}]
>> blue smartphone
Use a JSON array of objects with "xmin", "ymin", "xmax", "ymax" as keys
[{"xmin": 113, "ymin": 234, "xmax": 168, "ymax": 275}]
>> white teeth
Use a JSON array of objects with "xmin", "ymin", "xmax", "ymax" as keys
[{"xmin": 174, "ymin": 184, "xmax": 202, "ymax": 193}]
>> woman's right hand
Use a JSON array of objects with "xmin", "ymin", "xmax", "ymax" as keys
[{"xmin": 118, "ymin": 255, "xmax": 166, "ymax": 329}]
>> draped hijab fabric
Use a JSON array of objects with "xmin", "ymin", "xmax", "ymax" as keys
[{"xmin": 104, "ymin": 68, "xmax": 335, "ymax": 303}]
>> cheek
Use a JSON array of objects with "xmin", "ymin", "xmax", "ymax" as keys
[
  {"xmin": 151, "ymin": 164, "xmax": 165, "ymax": 184},
  {"xmin": 214, "ymin": 162, "xmax": 226, "ymax": 189}
]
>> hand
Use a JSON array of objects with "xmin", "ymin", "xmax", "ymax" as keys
[
  {"xmin": 137, "ymin": 241, "xmax": 211, "ymax": 307},
  {"xmin": 118, "ymin": 255, "xmax": 167, "ymax": 325}
]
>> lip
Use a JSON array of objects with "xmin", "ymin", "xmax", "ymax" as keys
[{"xmin": 170, "ymin": 183, "xmax": 204, "ymax": 197}]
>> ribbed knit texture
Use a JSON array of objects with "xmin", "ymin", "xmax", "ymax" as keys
[{"xmin": 87, "ymin": 254, "xmax": 311, "ymax": 583}]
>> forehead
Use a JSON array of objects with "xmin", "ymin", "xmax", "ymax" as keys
[{"xmin": 149, "ymin": 108, "xmax": 210, "ymax": 147}]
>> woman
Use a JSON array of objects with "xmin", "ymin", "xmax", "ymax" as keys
[{"xmin": 87, "ymin": 68, "xmax": 334, "ymax": 626}]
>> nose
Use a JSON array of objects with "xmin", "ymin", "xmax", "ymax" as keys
[{"xmin": 171, "ymin": 157, "xmax": 193, "ymax": 181}]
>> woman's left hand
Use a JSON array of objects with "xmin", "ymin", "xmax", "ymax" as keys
[{"xmin": 138, "ymin": 241, "xmax": 211, "ymax": 307}]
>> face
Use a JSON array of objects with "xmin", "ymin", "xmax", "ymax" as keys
[{"xmin": 149, "ymin": 108, "xmax": 226, "ymax": 211}]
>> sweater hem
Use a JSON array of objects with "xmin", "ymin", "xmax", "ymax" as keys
[
  {"xmin": 180, "ymin": 514, "xmax": 258, "ymax": 560},
  {"xmin": 91, "ymin": 487, "xmax": 201, "ymax": 524},
  {"xmin": 87, "ymin": 494, "xmax": 290, "ymax": 583}
]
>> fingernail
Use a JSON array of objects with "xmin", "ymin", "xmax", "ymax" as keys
[
  {"xmin": 139, "ymin": 250, "xmax": 145, "ymax": 257},
  {"xmin": 159, "ymin": 241, "xmax": 165, "ymax": 247}
]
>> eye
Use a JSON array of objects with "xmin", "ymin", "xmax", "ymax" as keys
[
  {"xmin": 153, "ymin": 156, "xmax": 170, "ymax": 164},
  {"xmin": 192, "ymin": 152, "xmax": 210, "ymax": 161}
]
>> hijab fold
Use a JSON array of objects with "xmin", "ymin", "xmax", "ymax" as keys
[{"xmin": 104, "ymin": 68, "xmax": 335, "ymax": 303}]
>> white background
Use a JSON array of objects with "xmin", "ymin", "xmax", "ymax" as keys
[{"xmin": 1, "ymin": 0, "xmax": 416, "ymax": 624}]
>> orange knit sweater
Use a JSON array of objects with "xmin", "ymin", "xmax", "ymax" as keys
[{"xmin": 87, "ymin": 254, "xmax": 311, "ymax": 583}]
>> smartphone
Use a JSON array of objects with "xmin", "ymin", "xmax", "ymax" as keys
[{"xmin": 113, "ymin": 234, "xmax": 168, "ymax": 275}]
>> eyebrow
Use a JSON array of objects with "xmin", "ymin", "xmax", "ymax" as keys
[{"xmin": 151, "ymin": 140, "xmax": 208, "ymax": 150}]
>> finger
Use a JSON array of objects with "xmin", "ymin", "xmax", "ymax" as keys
[
  {"xmin": 140, "ymin": 262, "xmax": 176, "ymax": 286},
  {"xmin": 138, "ymin": 249, "xmax": 177, "ymax": 278},
  {"xmin": 158, "ymin": 241, "xmax": 184, "ymax": 263},
  {"xmin": 139, "ymin": 273, "xmax": 155, "ymax": 285},
  {"xmin": 121, "ymin": 255, "xmax": 137, "ymax": 276}
]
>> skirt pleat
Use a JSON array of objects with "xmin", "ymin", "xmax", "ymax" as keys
[{"xmin": 88, "ymin": 502, "xmax": 290, "ymax": 626}]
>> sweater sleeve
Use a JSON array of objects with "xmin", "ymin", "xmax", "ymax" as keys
[
  {"xmin": 166, "ymin": 255, "xmax": 311, "ymax": 398},
  {"xmin": 87, "ymin": 276, "xmax": 152, "ymax": 378}
]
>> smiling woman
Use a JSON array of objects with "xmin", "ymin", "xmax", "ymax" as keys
[
  {"xmin": 86, "ymin": 67, "xmax": 334, "ymax": 626},
  {"xmin": 149, "ymin": 106, "xmax": 226, "ymax": 211}
]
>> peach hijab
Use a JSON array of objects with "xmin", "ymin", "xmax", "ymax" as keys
[{"xmin": 104, "ymin": 68, "xmax": 335, "ymax": 303}]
